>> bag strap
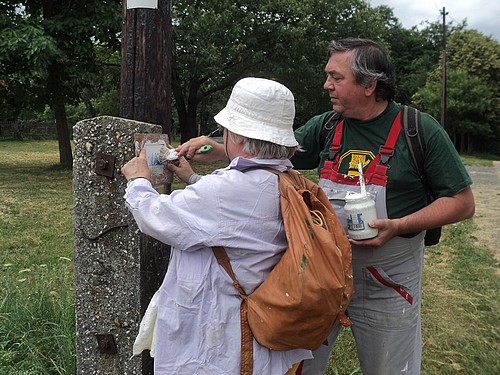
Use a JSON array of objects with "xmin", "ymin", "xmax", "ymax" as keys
[
  {"xmin": 320, "ymin": 111, "xmax": 343, "ymax": 149},
  {"xmin": 400, "ymin": 105, "xmax": 436, "ymax": 200},
  {"xmin": 401, "ymin": 105, "xmax": 426, "ymax": 184},
  {"xmin": 212, "ymin": 246, "xmax": 248, "ymax": 297},
  {"xmin": 400, "ymin": 106, "xmax": 442, "ymax": 245},
  {"xmin": 212, "ymin": 246, "xmax": 253, "ymax": 375}
]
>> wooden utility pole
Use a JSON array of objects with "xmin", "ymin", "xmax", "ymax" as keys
[
  {"xmin": 440, "ymin": 6, "xmax": 448, "ymax": 128},
  {"xmin": 120, "ymin": 0, "xmax": 172, "ymax": 134},
  {"xmin": 120, "ymin": 2, "xmax": 173, "ymax": 374}
]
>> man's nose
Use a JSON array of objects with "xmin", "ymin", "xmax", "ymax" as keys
[{"xmin": 324, "ymin": 77, "xmax": 333, "ymax": 91}]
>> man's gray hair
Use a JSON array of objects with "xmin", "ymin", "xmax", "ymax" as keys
[{"xmin": 327, "ymin": 38, "xmax": 396, "ymax": 101}]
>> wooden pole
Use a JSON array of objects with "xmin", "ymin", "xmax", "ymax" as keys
[
  {"xmin": 120, "ymin": 0, "xmax": 172, "ymax": 134},
  {"xmin": 120, "ymin": 2, "xmax": 173, "ymax": 373},
  {"xmin": 440, "ymin": 7, "xmax": 448, "ymax": 129}
]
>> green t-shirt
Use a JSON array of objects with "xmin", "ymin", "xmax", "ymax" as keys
[{"xmin": 291, "ymin": 101, "xmax": 472, "ymax": 219}]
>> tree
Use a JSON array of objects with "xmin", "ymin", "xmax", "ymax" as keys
[
  {"xmin": 171, "ymin": 0, "xmax": 388, "ymax": 142},
  {"xmin": 0, "ymin": 0, "xmax": 122, "ymax": 167},
  {"xmin": 446, "ymin": 30, "xmax": 499, "ymax": 153},
  {"xmin": 171, "ymin": 0, "xmax": 301, "ymax": 141},
  {"xmin": 413, "ymin": 68, "xmax": 493, "ymax": 153},
  {"xmin": 377, "ymin": 18, "xmax": 440, "ymax": 104},
  {"xmin": 372, "ymin": 5, "xmax": 468, "ymax": 107}
]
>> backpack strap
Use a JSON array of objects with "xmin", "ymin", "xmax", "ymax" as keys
[
  {"xmin": 400, "ymin": 106, "xmax": 437, "ymax": 198},
  {"xmin": 320, "ymin": 111, "xmax": 343, "ymax": 151},
  {"xmin": 212, "ymin": 246, "xmax": 253, "ymax": 375},
  {"xmin": 212, "ymin": 246, "xmax": 248, "ymax": 297},
  {"xmin": 401, "ymin": 105, "xmax": 427, "ymax": 184},
  {"xmin": 400, "ymin": 106, "xmax": 442, "ymax": 245}
]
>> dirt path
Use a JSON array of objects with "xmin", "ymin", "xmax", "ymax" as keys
[{"xmin": 466, "ymin": 161, "xmax": 500, "ymax": 261}]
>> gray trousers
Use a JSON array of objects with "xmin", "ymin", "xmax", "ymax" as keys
[{"xmin": 301, "ymin": 233, "xmax": 425, "ymax": 375}]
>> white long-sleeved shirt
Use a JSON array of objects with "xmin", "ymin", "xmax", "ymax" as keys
[{"xmin": 124, "ymin": 157, "xmax": 312, "ymax": 375}]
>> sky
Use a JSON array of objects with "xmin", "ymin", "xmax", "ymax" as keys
[{"xmin": 369, "ymin": 0, "xmax": 500, "ymax": 41}]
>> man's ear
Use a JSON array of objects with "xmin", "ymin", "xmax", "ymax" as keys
[{"xmin": 365, "ymin": 80, "xmax": 377, "ymax": 96}]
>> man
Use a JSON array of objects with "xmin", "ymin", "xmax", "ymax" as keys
[
  {"xmin": 121, "ymin": 77, "xmax": 312, "ymax": 374},
  {"xmin": 290, "ymin": 38, "xmax": 475, "ymax": 375}
]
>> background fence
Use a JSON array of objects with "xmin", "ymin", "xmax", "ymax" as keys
[{"xmin": 0, "ymin": 121, "xmax": 57, "ymax": 139}]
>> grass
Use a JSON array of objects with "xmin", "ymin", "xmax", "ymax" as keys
[
  {"xmin": 461, "ymin": 153, "xmax": 499, "ymax": 167},
  {"xmin": 0, "ymin": 140, "xmax": 75, "ymax": 374},
  {"xmin": 1, "ymin": 140, "xmax": 498, "ymax": 374},
  {"xmin": 420, "ymin": 219, "xmax": 499, "ymax": 374}
]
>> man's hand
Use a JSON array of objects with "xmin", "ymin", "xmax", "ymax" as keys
[
  {"xmin": 348, "ymin": 218, "xmax": 400, "ymax": 248},
  {"xmin": 175, "ymin": 136, "xmax": 227, "ymax": 162},
  {"xmin": 121, "ymin": 148, "xmax": 152, "ymax": 182},
  {"xmin": 350, "ymin": 187, "xmax": 475, "ymax": 248}
]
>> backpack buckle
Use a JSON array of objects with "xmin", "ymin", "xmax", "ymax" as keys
[
  {"xmin": 328, "ymin": 146, "xmax": 341, "ymax": 162},
  {"xmin": 378, "ymin": 145, "xmax": 394, "ymax": 165}
]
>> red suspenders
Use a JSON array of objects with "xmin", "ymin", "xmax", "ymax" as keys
[{"xmin": 319, "ymin": 112, "xmax": 402, "ymax": 187}]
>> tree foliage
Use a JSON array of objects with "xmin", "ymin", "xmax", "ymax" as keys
[
  {"xmin": 447, "ymin": 30, "xmax": 499, "ymax": 144},
  {"xmin": 413, "ymin": 29, "xmax": 499, "ymax": 153},
  {"xmin": 1, "ymin": 1, "xmax": 498, "ymax": 155},
  {"xmin": 0, "ymin": 0, "xmax": 121, "ymax": 167},
  {"xmin": 171, "ymin": 0, "xmax": 389, "ymax": 141},
  {"xmin": 413, "ymin": 68, "xmax": 492, "ymax": 152}
]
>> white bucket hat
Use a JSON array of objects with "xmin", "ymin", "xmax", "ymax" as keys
[{"xmin": 214, "ymin": 77, "xmax": 298, "ymax": 147}]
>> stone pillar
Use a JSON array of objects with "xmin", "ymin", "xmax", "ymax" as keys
[{"xmin": 73, "ymin": 116, "xmax": 170, "ymax": 374}]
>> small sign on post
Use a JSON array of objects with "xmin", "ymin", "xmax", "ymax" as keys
[{"xmin": 127, "ymin": 0, "xmax": 158, "ymax": 9}]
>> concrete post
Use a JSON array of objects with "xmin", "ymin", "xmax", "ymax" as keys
[{"xmin": 73, "ymin": 116, "xmax": 170, "ymax": 374}]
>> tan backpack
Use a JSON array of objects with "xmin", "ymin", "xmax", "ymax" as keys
[{"xmin": 213, "ymin": 169, "xmax": 353, "ymax": 375}]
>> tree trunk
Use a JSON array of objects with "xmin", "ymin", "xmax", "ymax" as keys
[
  {"xmin": 53, "ymin": 101, "xmax": 73, "ymax": 168},
  {"xmin": 176, "ymin": 96, "xmax": 199, "ymax": 143},
  {"xmin": 47, "ymin": 63, "xmax": 73, "ymax": 168},
  {"xmin": 42, "ymin": 1, "xmax": 72, "ymax": 168},
  {"xmin": 174, "ymin": 89, "xmax": 187, "ymax": 141},
  {"xmin": 83, "ymin": 95, "xmax": 97, "ymax": 118},
  {"xmin": 460, "ymin": 133, "xmax": 466, "ymax": 153},
  {"xmin": 179, "ymin": 84, "xmax": 200, "ymax": 143},
  {"xmin": 181, "ymin": 104, "xmax": 198, "ymax": 143},
  {"xmin": 467, "ymin": 134, "xmax": 473, "ymax": 154},
  {"xmin": 452, "ymin": 125, "xmax": 457, "ymax": 147}
]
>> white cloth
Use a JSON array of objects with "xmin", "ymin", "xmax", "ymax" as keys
[
  {"xmin": 125, "ymin": 157, "xmax": 312, "ymax": 375},
  {"xmin": 132, "ymin": 289, "xmax": 160, "ymax": 357}
]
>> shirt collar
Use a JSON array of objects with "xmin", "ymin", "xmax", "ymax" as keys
[{"xmin": 214, "ymin": 157, "xmax": 293, "ymax": 174}]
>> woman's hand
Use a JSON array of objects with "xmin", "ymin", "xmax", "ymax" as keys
[
  {"xmin": 121, "ymin": 148, "xmax": 151, "ymax": 182},
  {"xmin": 166, "ymin": 157, "xmax": 196, "ymax": 184}
]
